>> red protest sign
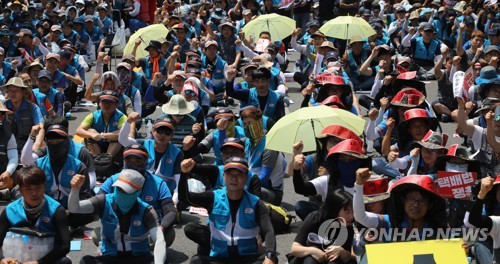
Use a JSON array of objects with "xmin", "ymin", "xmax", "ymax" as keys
[
  {"xmin": 462, "ymin": 66, "xmax": 475, "ymax": 98},
  {"xmin": 436, "ymin": 171, "xmax": 477, "ymax": 199}
]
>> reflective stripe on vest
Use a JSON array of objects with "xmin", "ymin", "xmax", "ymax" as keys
[
  {"xmin": 100, "ymin": 194, "xmax": 151, "ymax": 256},
  {"xmin": 209, "ymin": 188, "xmax": 260, "ymax": 258}
]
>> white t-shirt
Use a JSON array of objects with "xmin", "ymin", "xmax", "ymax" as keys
[
  {"xmin": 490, "ymin": 216, "xmax": 500, "ymax": 250},
  {"xmin": 471, "ymin": 126, "xmax": 500, "ymax": 152},
  {"xmin": 310, "ymin": 175, "xmax": 354, "ymax": 202}
]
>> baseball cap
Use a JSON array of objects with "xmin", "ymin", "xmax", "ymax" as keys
[
  {"xmin": 220, "ymin": 137, "xmax": 245, "ymax": 151},
  {"xmin": 223, "ymin": 157, "xmax": 249, "ymax": 174},
  {"xmin": 153, "ymin": 117, "xmax": 175, "ymax": 130},
  {"xmin": 242, "ymin": 9, "xmax": 251, "ymax": 15},
  {"xmin": 99, "ymin": 90, "xmax": 119, "ymax": 102},
  {"xmin": 38, "ymin": 69, "xmax": 53, "ymax": 81},
  {"xmin": 123, "ymin": 144, "xmax": 149, "ymax": 159},
  {"xmin": 84, "ymin": 15, "xmax": 94, "ymax": 22},
  {"xmin": 485, "ymin": 45, "xmax": 500, "ymax": 55},
  {"xmin": 117, "ymin": 62, "xmax": 132, "ymax": 71},
  {"xmin": 46, "ymin": 53, "xmax": 61, "ymax": 62},
  {"xmin": 122, "ymin": 54, "xmax": 136, "ymax": 64},
  {"xmin": 46, "ymin": 124, "xmax": 68, "ymax": 137},
  {"xmin": 325, "ymin": 51, "xmax": 339, "ymax": 61},
  {"xmin": 51, "ymin": 25, "xmax": 62, "ymax": 32},
  {"xmin": 204, "ymin": 40, "xmax": 218, "ymax": 49},
  {"xmin": 112, "ymin": 169, "xmax": 145, "ymax": 193}
]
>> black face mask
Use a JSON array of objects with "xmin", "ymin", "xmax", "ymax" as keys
[
  {"xmin": 124, "ymin": 163, "xmax": 147, "ymax": 176},
  {"xmin": 47, "ymin": 138, "xmax": 70, "ymax": 164}
]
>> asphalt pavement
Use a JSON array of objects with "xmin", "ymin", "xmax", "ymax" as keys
[{"xmin": 0, "ymin": 51, "xmax": 463, "ymax": 263}]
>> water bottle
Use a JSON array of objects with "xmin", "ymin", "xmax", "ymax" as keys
[
  {"xmin": 13, "ymin": 234, "xmax": 22, "ymax": 261},
  {"xmin": 2, "ymin": 232, "xmax": 13, "ymax": 258},
  {"xmin": 21, "ymin": 235, "xmax": 32, "ymax": 262},
  {"xmin": 138, "ymin": 118, "xmax": 148, "ymax": 139},
  {"xmin": 145, "ymin": 119, "xmax": 153, "ymax": 139}
]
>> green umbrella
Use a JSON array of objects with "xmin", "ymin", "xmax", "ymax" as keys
[
  {"xmin": 242, "ymin": 13, "xmax": 296, "ymax": 42},
  {"xmin": 319, "ymin": 16, "xmax": 376, "ymax": 40},
  {"xmin": 123, "ymin": 24, "xmax": 169, "ymax": 59},
  {"xmin": 265, "ymin": 106, "xmax": 365, "ymax": 153}
]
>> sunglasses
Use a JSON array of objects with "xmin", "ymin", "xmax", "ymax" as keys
[
  {"xmin": 155, "ymin": 127, "xmax": 173, "ymax": 135},
  {"xmin": 185, "ymin": 90, "xmax": 196, "ymax": 97}
]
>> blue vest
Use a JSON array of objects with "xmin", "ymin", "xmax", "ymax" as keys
[
  {"xmin": 143, "ymin": 55, "xmax": 167, "ymax": 80},
  {"xmin": 33, "ymin": 87, "xmax": 59, "ymax": 109},
  {"xmin": 414, "ymin": 37, "xmax": 439, "ymax": 61},
  {"xmin": 269, "ymin": 67, "xmax": 281, "ymax": 91},
  {"xmin": 6, "ymin": 195, "xmax": 61, "ymax": 233},
  {"xmin": 347, "ymin": 48, "xmax": 369, "ymax": 79},
  {"xmin": 212, "ymin": 126, "xmax": 246, "ymax": 166},
  {"xmin": 245, "ymin": 136, "xmax": 266, "ymax": 173},
  {"xmin": 243, "ymin": 88, "xmax": 279, "ymax": 119},
  {"xmin": 52, "ymin": 70, "xmax": 66, "ymax": 89},
  {"xmin": 143, "ymin": 140, "xmax": 181, "ymax": 193},
  {"xmin": 209, "ymin": 188, "xmax": 260, "ymax": 258},
  {"xmin": 69, "ymin": 140, "xmax": 85, "ymax": 158},
  {"xmin": 91, "ymin": 109, "xmax": 124, "ymax": 133},
  {"xmin": 202, "ymin": 55, "xmax": 226, "ymax": 94},
  {"xmin": 32, "ymin": 91, "xmax": 48, "ymax": 116},
  {"xmin": 37, "ymin": 154, "xmax": 81, "ymax": 207},
  {"xmin": 132, "ymin": 72, "xmax": 146, "ymax": 94},
  {"xmin": 105, "ymin": 171, "xmax": 171, "ymax": 218},
  {"xmin": 100, "ymin": 194, "xmax": 151, "ymax": 257},
  {"xmin": 0, "ymin": 61, "xmax": 13, "ymax": 85}
]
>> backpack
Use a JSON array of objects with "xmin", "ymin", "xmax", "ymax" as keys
[
  {"xmin": 264, "ymin": 202, "xmax": 295, "ymax": 234},
  {"xmin": 94, "ymin": 153, "xmax": 117, "ymax": 182}
]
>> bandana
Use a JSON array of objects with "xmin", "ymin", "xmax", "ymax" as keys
[
  {"xmin": 244, "ymin": 119, "xmax": 265, "ymax": 146},
  {"xmin": 149, "ymin": 55, "xmax": 161, "ymax": 76},
  {"xmin": 118, "ymin": 70, "xmax": 132, "ymax": 96}
]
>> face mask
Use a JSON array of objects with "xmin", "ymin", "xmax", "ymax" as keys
[
  {"xmin": 445, "ymin": 162, "xmax": 468, "ymax": 172},
  {"xmin": 117, "ymin": 70, "xmax": 131, "ymax": 95},
  {"xmin": 114, "ymin": 187, "xmax": 140, "ymax": 213},
  {"xmin": 190, "ymin": 100, "xmax": 199, "ymax": 109},
  {"xmin": 337, "ymin": 159, "xmax": 361, "ymax": 188},
  {"xmin": 244, "ymin": 120, "xmax": 265, "ymax": 146},
  {"xmin": 47, "ymin": 138, "xmax": 70, "ymax": 163},
  {"xmin": 124, "ymin": 163, "xmax": 147, "ymax": 176},
  {"xmin": 226, "ymin": 120, "xmax": 236, "ymax": 137}
]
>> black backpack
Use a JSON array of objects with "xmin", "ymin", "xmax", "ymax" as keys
[{"xmin": 264, "ymin": 202, "xmax": 295, "ymax": 234}]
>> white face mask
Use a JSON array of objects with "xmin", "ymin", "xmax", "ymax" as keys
[
  {"xmin": 445, "ymin": 162, "xmax": 468, "ymax": 172},
  {"xmin": 190, "ymin": 100, "xmax": 199, "ymax": 109}
]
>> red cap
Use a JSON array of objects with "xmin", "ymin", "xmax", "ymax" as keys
[
  {"xmin": 403, "ymin": 108, "xmax": 431, "ymax": 121},
  {"xmin": 317, "ymin": 125, "xmax": 362, "ymax": 145},
  {"xmin": 390, "ymin": 88, "xmax": 425, "ymax": 107},
  {"xmin": 321, "ymin": 95, "xmax": 345, "ymax": 109},
  {"xmin": 397, "ymin": 71, "xmax": 417, "ymax": 80},
  {"xmin": 389, "ymin": 175, "xmax": 438, "ymax": 196},
  {"xmin": 327, "ymin": 138, "xmax": 367, "ymax": 159}
]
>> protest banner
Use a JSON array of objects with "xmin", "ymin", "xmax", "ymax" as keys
[
  {"xmin": 366, "ymin": 239, "xmax": 468, "ymax": 264},
  {"xmin": 436, "ymin": 171, "xmax": 477, "ymax": 199}
]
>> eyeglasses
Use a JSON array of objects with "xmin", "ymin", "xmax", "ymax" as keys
[{"xmin": 405, "ymin": 197, "xmax": 429, "ymax": 206}]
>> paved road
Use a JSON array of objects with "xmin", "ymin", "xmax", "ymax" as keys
[{"xmin": 1, "ymin": 51, "xmax": 463, "ymax": 263}]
